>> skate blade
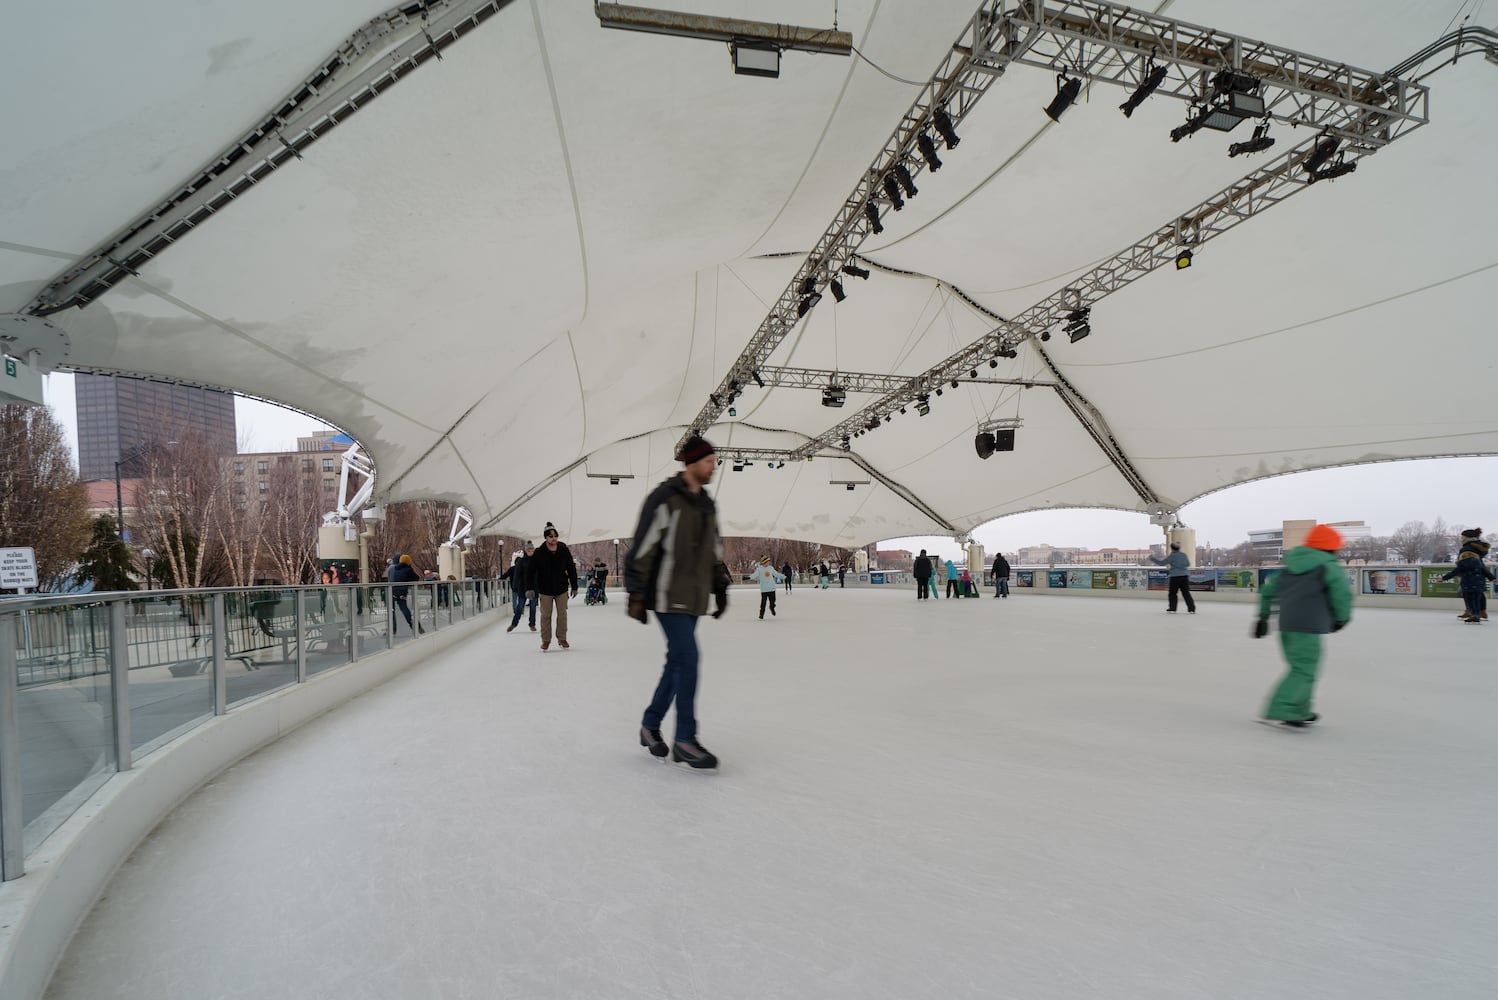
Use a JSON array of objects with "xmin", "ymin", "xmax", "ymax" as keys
[{"xmin": 1255, "ymin": 719, "xmax": 1307, "ymax": 732}]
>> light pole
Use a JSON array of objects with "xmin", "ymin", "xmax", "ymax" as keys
[
  {"xmin": 613, "ymin": 538, "xmax": 620, "ymax": 580},
  {"xmin": 141, "ymin": 548, "xmax": 155, "ymax": 591}
]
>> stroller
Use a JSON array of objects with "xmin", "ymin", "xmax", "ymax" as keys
[{"xmin": 584, "ymin": 567, "xmax": 608, "ymax": 606}]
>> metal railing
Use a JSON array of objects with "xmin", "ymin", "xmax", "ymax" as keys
[{"xmin": 0, "ymin": 577, "xmax": 504, "ymax": 881}]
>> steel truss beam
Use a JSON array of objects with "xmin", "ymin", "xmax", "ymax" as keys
[
  {"xmin": 686, "ymin": 0, "xmax": 1429, "ymax": 447},
  {"xmin": 749, "ymin": 365, "xmax": 1054, "ymax": 394},
  {"xmin": 26, "ymin": 0, "xmax": 515, "ymax": 317}
]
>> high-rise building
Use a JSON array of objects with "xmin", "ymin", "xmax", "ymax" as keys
[{"xmin": 75, "ymin": 374, "xmax": 237, "ymax": 480}]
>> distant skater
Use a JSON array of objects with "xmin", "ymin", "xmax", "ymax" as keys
[
  {"xmin": 1442, "ymin": 527, "xmax": 1493, "ymax": 623},
  {"xmin": 750, "ymin": 556, "xmax": 784, "ymax": 619},
  {"xmin": 782, "ymin": 561, "xmax": 793, "ymax": 593},
  {"xmin": 914, "ymin": 550, "xmax": 933, "ymax": 600},
  {"xmin": 1149, "ymin": 543, "xmax": 1195, "ymax": 613},
  {"xmin": 1254, "ymin": 524, "xmax": 1351, "ymax": 728},
  {"xmin": 992, "ymin": 552, "xmax": 1010, "ymax": 598}
]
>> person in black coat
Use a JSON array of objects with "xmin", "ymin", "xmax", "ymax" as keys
[
  {"xmin": 502, "ymin": 544, "xmax": 538, "ymax": 632},
  {"xmin": 526, "ymin": 522, "xmax": 578, "ymax": 649},
  {"xmin": 992, "ymin": 552, "xmax": 1011, "ymax": 598},
  {"xmin": 781, "ymin": 561, "xmax": 793, "ymax": 593},
  {"xmin": 913, "ymin": 550, "xmax": 934, "ymax": 600},
  {"xmin": 386, "ymin": 553, "xmax": 422, "ymax": 634}
]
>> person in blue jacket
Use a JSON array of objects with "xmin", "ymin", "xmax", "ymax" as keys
[
  {"xmin": 1149, "ymin": 542, "xmax": 1195, "ymax": 613},
  {"xmin": 944, "ymin": 558, "xmax": 959, "ymax": 599},
  {"xmin": 386, "ymin": 553, "xmax": 422, "ymax": 634},
  {"xmin": 1441, "ymin": 527, "xmax": 1494, "ymax": 623}
]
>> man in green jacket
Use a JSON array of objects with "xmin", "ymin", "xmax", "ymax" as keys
[{"xmin": 1254, "ymin": 524, "xmax": 1353, "ymax": 728}]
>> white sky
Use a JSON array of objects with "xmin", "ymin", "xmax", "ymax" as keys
[{"xmin": 44, "ymin": 371, "xmax": 1493, "ymax": 558}]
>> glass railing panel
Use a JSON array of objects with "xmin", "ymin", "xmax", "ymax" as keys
[
  {"xmin": 126, "ymin": 595, "xmax": 214, "ymax": 759},
  {"xmin": 305, "ymin": 587, "xmax": 354, "ymax": 676},
  {"xmin": 226, "ymin": 590, "xmax": 298, "ymax": 708},
  {"xmin": 15, "ymin": 601, "xmax": 116, "ymax": 854}
]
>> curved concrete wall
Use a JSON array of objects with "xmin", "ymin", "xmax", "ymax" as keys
[{"xmin": 0, "ymin": 616, "xmax": 495, "ymax": 1000}]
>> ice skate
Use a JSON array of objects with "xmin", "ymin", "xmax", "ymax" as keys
[
  {"xmin": 639, "ymin": 727, "xmax": 668, "ymax": 758},
  {"xmin": 672, "ymin": 740, "xmax": 718, "ymax": 770}
]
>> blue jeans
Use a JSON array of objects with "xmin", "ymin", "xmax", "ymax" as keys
[
  {"xmin": 510, "ymin": 589, "xmax": 537, "ymax": 628},
  {"xmin": 642, "ymin": 613, "xmax": 700, "ymax": 744},
  {"xmin": 996, "ymin": 578, "xmax": 1009, "ymax": 597}
]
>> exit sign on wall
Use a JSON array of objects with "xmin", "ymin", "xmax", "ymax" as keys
[{"xmin": 1, "ymin": 354, "xmax": 44, "ymax": 405}]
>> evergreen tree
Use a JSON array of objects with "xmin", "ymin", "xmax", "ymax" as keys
[{"xmin": 75, "ymin": 515, "xmax": 140, "ymax": 592}]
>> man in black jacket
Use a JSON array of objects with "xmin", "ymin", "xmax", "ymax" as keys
[
  {"xmin": 913, "ymin": 550, "xmax": 933, "ymax": 600},
  {"xmin": 502, "ymin": 543, "xmax": 538, "ymax": 632},
  {"xmin": 527, "ymin": 522, "xmax": 578, "ymax": 650},
  {"xmin": 625, "ymin": 434, "xmax": 730, "ymax": 770},
  {"xmin": 386, "ymin": 553, "xmax": 422, "ymax": 634},
  {"xmin": 992, "ymin": 552, "xmax": 1011, "ymax": 598}
]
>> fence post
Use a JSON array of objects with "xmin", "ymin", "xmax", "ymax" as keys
[
  {"xmin": 0, "ymin": 612, "xmax": 24, "ymax": 880},
  {"xmin": 347, "ymin": 588, "xmax": 360, "ymax": 662},
  {"xmin": 211, "ymin": 594, "xmax": 227, "ymax": 715},
  {"xmin": 109, "ymin": 600, "xmax": 132, "ymax": 771},
  {"xmin": 295, "ymin": 589, "xmax": 307, "ymax": 684}
]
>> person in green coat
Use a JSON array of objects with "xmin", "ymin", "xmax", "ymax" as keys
[{"xmin": 1253, "ymin": 524, "xmax": 1352, "ymax": 728}]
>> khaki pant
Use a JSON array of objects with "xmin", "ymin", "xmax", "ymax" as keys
[{"xmin": 538, "ymin": 592, "xmax": 569, "ymax": 644}]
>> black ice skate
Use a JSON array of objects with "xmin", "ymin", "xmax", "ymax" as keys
[
  {"xmin": 672, "ymin": 740, "xmax": 718, "ymax": 769},
  {"xmin": 640, "ymin": 727, "xmax": 668, "ymax": 758}
]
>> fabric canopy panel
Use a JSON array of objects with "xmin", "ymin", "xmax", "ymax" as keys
[{"xmin": 7, "ymin": 1, "xmax": 1495, "ymax": 546}]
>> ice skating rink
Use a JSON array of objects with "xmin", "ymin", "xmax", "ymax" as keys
[{"xmin": 46, "ymin": 587, "xmax": 1496, "ymax": 1000}]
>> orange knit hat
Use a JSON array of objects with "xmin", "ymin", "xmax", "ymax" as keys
[{"xmin": 1303, "ymin": 524, "xmax": 1343, "ymax": 551}]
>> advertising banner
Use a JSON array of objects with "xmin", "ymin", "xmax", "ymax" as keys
[
  {"xmin": 1215, "ymin": 569, "xmax": 1255, "ymax": 591},
  {"xmin": 1147, "ymin": 570, "xmax": 1170, "ymax": 591},
  {"xmin": 1014, "ymin": 570, "xmax": 1035, "ymax": 588},
  {"xmin": 1421, "ymin": 568, "xmax": 1461, "ymax": 598},
  {"xmin": 1259, "ymin": 567, "xmax": 1281, "ymax": 590},
  {"xmin": 1186, "ymin": 570, "xmax": 1217, "ymax": 592},
  {"xmin": 1117, "ymin": 569, "xmax": 1148, "ymax": 591},
  {"xmin": 1090, "ymin": 571, "xmax": 1117, "ymax": 590},
  {"xmin": 1046, "ymin": 570, "xmax": 1066, "ymax": 588},
  {"xmin": 1064, "ymin": 570, "xmax": 1092, "ymax": 589},
  {"xmin": 1361, "ymin": 568, "xmax": 1418, "ymax": 596}
]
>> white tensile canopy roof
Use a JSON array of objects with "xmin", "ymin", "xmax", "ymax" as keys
[{"xmin": 4, "ymin": 1, "xmax": 1494, "ymax": 546}]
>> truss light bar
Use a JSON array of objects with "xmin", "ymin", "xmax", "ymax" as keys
[
  {"xmin": 933, "ymin": 108, "xmax": 960, "ymax": 149},
  {"xmin": 881, "ymin": 174, "xmax": 905, "ymax": 210},
  {"xmin": 821, "ymin": 385, "xmax": 847, "ymax": 408},
  {"xmin": 586, "ymin": 473, "xmax": 636, "ymax": 485},
  {"xmin": 917, "ymin": 133, "xmax": 942, "ymax": 171},
  {"xmin": 1043, "ymin": 73, "xmax": 1083, "ymax": 123},
  {"xmin": 595, "ymin": 5, "xmax": 854, "ymax": 61},
  {"xmin": 842, "ymin": 262, "xmax": 870, "ymax": 280},
  {"xmin": 830, "ymin": 479, "xmax": 870, "ymax": 491},
  {"xmin": 1066, "ymin": 322, "xmax": 1092, "ymax": 343},
  {"xmin": 1304, "ymin": 136, "xmax": 1340, "ymax": 174},
  {"xmin": 1120, "ymin": 64, "xmax": 1168, "ymax": 118},
  {"xmin": 731, "ymin": 39, "xmax": 780, "ymax": 78},
  {"xmin": 1309, "ymin": 159, "xmax": 1357, "ymax": 183}
]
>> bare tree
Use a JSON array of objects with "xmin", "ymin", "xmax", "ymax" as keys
[
  {"xmin": 258, "ymin": 461, "xmax": 322, "ymax": 584},
  {"xmin": 0, "ymin": 404, "xmax": 91, "ymax": 590},
  {"xmin": 132, "ymin": 432, "xmax": 233, "ymax": 588},
  {"xmin": 1388, "ymin": 521, "xmax": 1426, "ymax": 563}
]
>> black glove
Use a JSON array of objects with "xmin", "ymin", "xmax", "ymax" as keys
[
  {"xmin": 569, "ymin": 585, "xmax": 577, "ymax": 599},
  {"xmin": 1331, "ymin": 619, "xmax": 1347, "ymax": 632},
  {"xmin": 626, "ymin": 594, "xmax": 648, "ymax": 624},
  {"xmin": 1252, "ymin": 618, "xmax": 1269, "ymax": 639},
  {"xmin": 711, "ymin": 587, "xmax": 728, "ymax": 619}
]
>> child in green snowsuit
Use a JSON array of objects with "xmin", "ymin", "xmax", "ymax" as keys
[{"xmin": 1254, "ymin": 524, "xmax": 1352, "ymax": 727}]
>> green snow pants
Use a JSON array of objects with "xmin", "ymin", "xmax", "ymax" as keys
[{"xmin": 1264, "ymin": 630, "xmax": 1322, "ymax": 721}]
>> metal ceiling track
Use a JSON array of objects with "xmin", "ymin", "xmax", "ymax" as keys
[
  {"xmin": 686, "ymin": 0, "xmax": 1431, "ymax": 454},
  {"xmin": 24, "ymin": 0, "xmax": 515, "ymax": 318},
  {"xmin": 749, "ymin": 365, "xmax": 1056, "ymax": 393}
]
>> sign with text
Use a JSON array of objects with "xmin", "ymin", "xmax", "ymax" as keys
[
  {"xmin": 1, "ymin": 353, "xmax": 45, "ymax": 406},
  {"xmin": 1, "ymin": 546, "xmax": 39, "ymax": 588},
  {"xmin": 1361, "ymin": 568, "xmax": 1418, "ymax": 596}
]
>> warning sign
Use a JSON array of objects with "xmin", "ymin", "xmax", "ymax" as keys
[{"xmin": 1, "ymin": 547, "xmax": 39, "ymax": 589}]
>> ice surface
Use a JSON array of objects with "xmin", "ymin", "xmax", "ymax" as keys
[{"xmin": 46, "ymin": 588, "xmax": 1498, "ymax": 999}]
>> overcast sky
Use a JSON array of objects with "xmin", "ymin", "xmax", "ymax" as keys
[{"xmin": 44, "ymin": 372, "xmax": 1492, "ymax": 562}]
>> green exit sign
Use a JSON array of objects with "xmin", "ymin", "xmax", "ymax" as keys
[{"xmin": 4, "ymin": 358, "xmax": 14, "ymax": 377}]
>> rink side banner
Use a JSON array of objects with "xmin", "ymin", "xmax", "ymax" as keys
[
  {"xmin": 1362, "ymin": 568, "xmax": 1417, "ymax": 596},
  {"xmin": 1216, "ymin": 570, "xmax": 1254, "ymax": 591},
  {"xmin": 1014, "ymin": 570, "xmax": 1035, "ymax": 588},
  {"xmin": 1421, "ymin": 568, "xmax": 1460, "ymax": 597},
  {"xmin": 1090, "ymin": 571, "xmax": 1117, "ymax": 590},
  {"xmin": 1117, "ymin": 569, "xmax": 1147, "ymax": 590}
]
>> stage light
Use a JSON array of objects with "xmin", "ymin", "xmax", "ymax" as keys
[
  {"xmin": 752, "ymin": 370, "xmax": 765, "ymax": 387},
  {"xmin": 865, "ymin": 202, "xmax": 883, "ymax": 234},
  {"xmin": 1170, "ymin": 109, "xmax": 1207, "ymax": 143},
  {"xmin": 893, "ymin": 163, "xmax": 918, "ymax": 198},
  {"xmin": 830, "ymin": 279, "xmax": 846, "ymax": 302},
  {"xmin": 1227, "ymin": 122, "xmax": 1275, "ymax": 157},
  {"xmin": 975, "ymin": 432, "xmax": 996, "ymax": 460},
  {"xmin": 732, "ymin": 460, "xmax": 744, "ymax": 472},
  {"xmin": 610, "ymin": 477, "xmax": 620, "ymax": 485},
  {"xmin": 917, "ymin": 133, "xmax": 942, "ymax": 171},
  {"xmin": 934, "ymin": 387, "xmax": 943, "ymax": 397},
  {"xmin": 969, "ymin": 369, "xmax": 978, "ymax": 379},
  {"xmin": 933, "ymin": 108, "xmax": 960, "ymax": 148},
  {"xmin": 1040, "ymin": 331, "xmax": 1051, "ymax": 341},
  {"xmin": 899, "ymin": 406, "xmax": 907, "ymax": 415},
  {"xmin": 917, "ymin": 396, "xmax": 931, "ymax": 416},
  {"xmin": 1309, "ymin": 160, "xmax": 1357, "ymax": 183},
  {"xmin": 881, "ymin": 174, "xmax": 905, "ymax": 210},
  {"xmin": 1043, "ymin": 73, "xmax": 1082, "ymax": 123},
  {"xmin": 710, "ymin": 393, "xmax": 722, "ymax": 407},
  {"xmin": 797, "ymin": 294, "xmax": 820, "ymax": 317},
  {"xmin": 950, "ymin": 380, "xmax": 959, "ymax": 389},
  {"xmin": 989, "ymin": 359, "xmax": 998, "ymax": 368},
  {"xmin": 1066, "ymin": 323, "xmax": 1091, "ymax": 344},
  {"xmin": 845, "ymin": 483, "xmax": 855, "ymax": 491},
  {"xmin": 842, "ymin": 262, "xmax": 870, "ymax": 280},
  {"xmin": 1120, "ymin": 63, "xmax": 1167, "ymax": 118},
  {"xmin": 1175, "ymin": 249, "xmax": 1193, "ymax": 270},
  {"xmin": 727, "ymin": 406, "xmax": 737, "ymax": 416},
  {"xmin": 821, "ymin": 384, "xmax": 846, "ymax": 407},
  {"xmin": 1304, "ymin": 136, "xmax": 1339, "ymax": 173}
]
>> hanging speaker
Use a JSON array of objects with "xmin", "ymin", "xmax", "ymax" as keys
[
  {"xmin": 974, "ymin": 432, "xmax": 996, "ymax": 460},
  {"xmin": 993, "ymin": 429, "xmax": 1016, "ymax": 451}
]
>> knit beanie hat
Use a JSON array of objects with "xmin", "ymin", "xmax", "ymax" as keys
[
  {"xmin": 760, "ymin": 555, "xmax": 770, "ymax": 565},
  {"xmin": 400, "ymin": 554, "xmax": 413, "ymax": 565},
  {"xmin": 1460, "ymin": 527, "xmax": 1482, "ymax": 539},
  {"xmin": 544, "ymin": 521, "xmax": 559, "ymax": 539},
  {"xmin": 1303, "ymin": 525, "xmax": 1343, "ymax": 551},
  {"xmin": 677, "ymin": 435, "xmax": 717, "ymax": 464}
]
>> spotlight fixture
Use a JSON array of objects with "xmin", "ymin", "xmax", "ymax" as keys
[
  {"xmin": 1064, "ymin": 307, "xmax": 1092, "ymax": 343},
  {"xmin": 989, "ymin": 359, "xmax": 998, "ymax": 368},
  {"xmin": 609, "ymin": 477, "xmax": 620, "ymax": 485},
  {"xmin": 865, "ymin": 202, "xmax": 883, "ymax": 234},
  {"xmin": 893, "ymin": 163, "xmax": 918, "ymax": 198},
  {"xmin": 845, "ymin": 483, "xmax": 855, "ymax": 491},
  {"xmin": 1066, "ymin": 323, "xmax": 1091, "ymax": 344},
  {"xmin": 866, "ymin": 416, "xmax": 881, "ymax": 431},
  {"xmin": 727, "ymin": 406, "xmax": 737, "ymax": 416},
  {"xmin": 1174, "ymin": 72, "xmax": 1264, "ymax": 140},
  {"xmin": 950, "ymin": 380, "xmax": 959, "ymax": 389},
  {"xmin": 797, "ymin": 275, "xmax": 822, "ymax": 317},
  {"xmin": 1119, "ymin": 63, "xmax": 1167, "ymax": 118},
  {"xmin": 710, "ymin": 393, "xmax": 722, "ymax": 407},
  {"xmin": 1039, "ymin": 331, "xmax": 1051, "ymax": 341},
  {"xmin": 587, "ymin": 473, "xmax": 636, "ymax": 485},
  {"xmin": 933, "ymin": 108, "xmax": 960, "ymax": 148},
  {"xmin": 916, "ymin": 395, "xmax": 931, "ymax": 416},
  {"xmin": 821, "ymin": 384, "xmax": 847, "ymax": 408},
  {"xmin": 732, "ymin": 460, "xmax": 744, "ymax": 472},
  {"xmin": 1175, "ymin": 248, "xmax": 1193, "ymax": 270},
  {"xmin": 830, "ymin": 479, "xmax": 870, "ymax": 491},
  {"xmin": 752, "ymin": 370, "xmax": 765, "ymax": 387},
  {"xmin": 1309, "ymin": 159, "xmax": 1357, "ymax": 183},
  {"xmin": 842, "ymin": 262, "xmax": 870, "ymax": 280},
  {"xmin": 1304, "ymin": 136, "xmax": 1340, "ymax": 174},
  {"xmin": 969, "ymin": 369, "xmax": 978, "ymax": 379},
  {"xmin": 1227, "ymin": 121, "xmax": 1275, "ymax": 157},
  {"xmin": 730, "ymin": 39, "xmax": 780, "ymax": 78},
  {"xmin": 881, "ymin": 173, "xmax": 905, "ymax": 210},
  {"xmin": 830, "ymin": 279, "xmax": 846, "ymax": 302},
  {"xmin": 899, "ymin": 406, "xmax": 907, "ymax": 415},
  {"xmin": 1043, "ymin": 73, "xmax": 1083, "ymax": 123},
  {"xmin": 841, "ymin": 437, "xmax": 851, "ymax": 451},
  {"xmin": 917, "ymin": 133, "xmax": 942, "ymax": 171},
  {"xmin": 934, "ymin": 387, "xmax": 943, "ymax": 397}
]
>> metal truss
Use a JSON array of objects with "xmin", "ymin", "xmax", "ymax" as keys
[
  {"xmin": 751, "ymin": 365, "xmax": 1055, "ymax": 394},
  {"xmin": 685, "ymin": 0, "xmax": 1430, "ymax": 446},
  {"xmin": 25, "ymin": 0, "xmax": 514, "ymax": 317}
]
